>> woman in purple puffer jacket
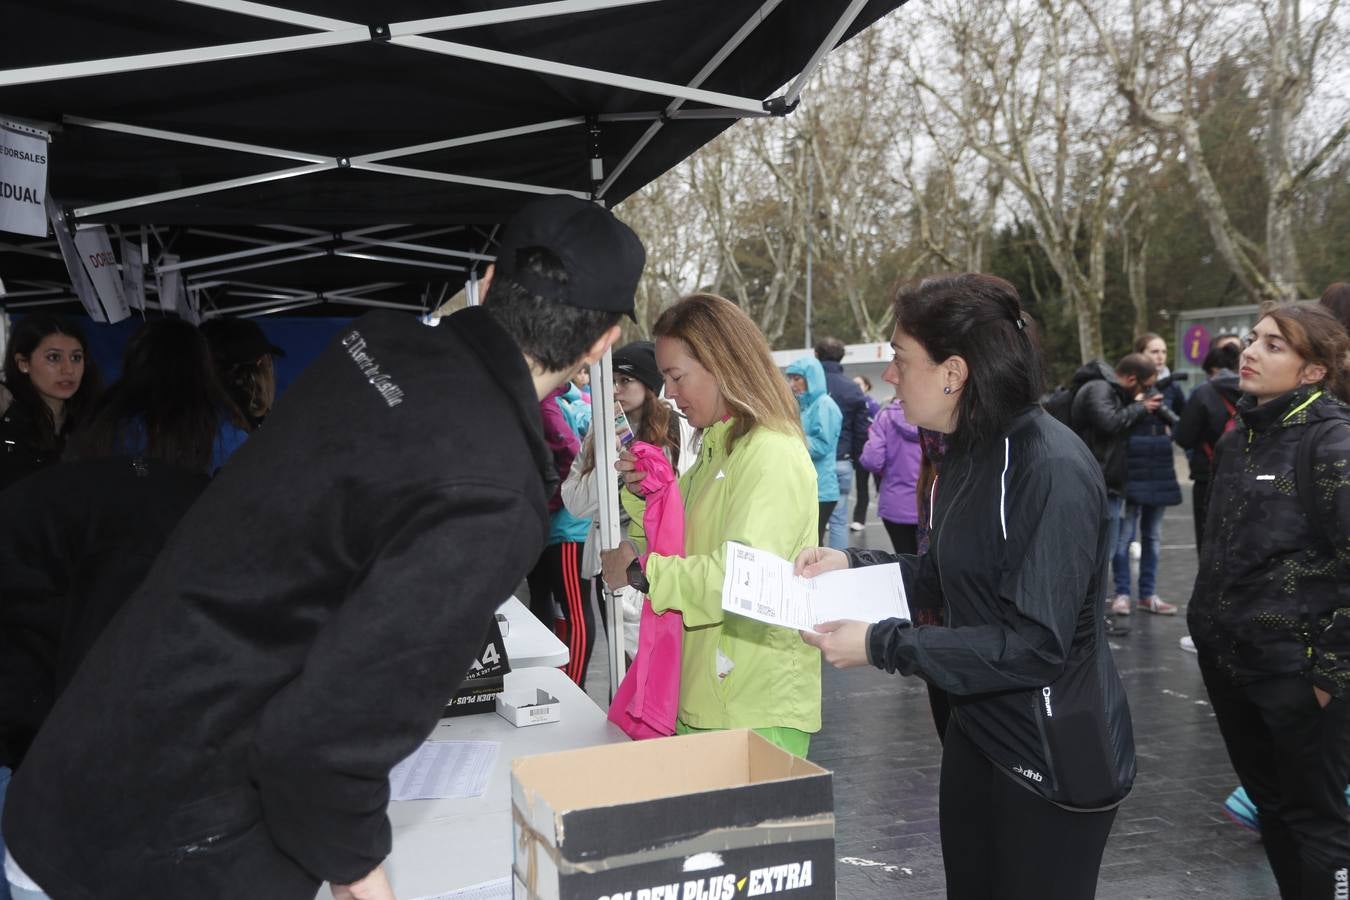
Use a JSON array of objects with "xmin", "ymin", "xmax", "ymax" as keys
[{"xmin": 858, "ymin": 394, "xmax": 923, "ymax": 554}]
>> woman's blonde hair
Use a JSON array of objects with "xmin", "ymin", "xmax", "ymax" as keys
[{"xmin": 652, "ymin": 293, "xmax": 802, "ymax": 452}]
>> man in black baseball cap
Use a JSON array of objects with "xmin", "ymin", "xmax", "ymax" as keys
[
  {"xmin": 492, "ymin": 194, "xmax": 645, "ymax": 321},
  {"xmin": 3, "ymin": 195, "xmax": 646, "ymax": 900}
]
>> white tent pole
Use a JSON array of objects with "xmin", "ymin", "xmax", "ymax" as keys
[
  {"xmin": 340, "ymin": 237, "xmax": 494, "ymax": 263},
  {"xmin": 329, "ymin": 297, "xmax": 427, "ymax": 312},
  {"xmin": 0, "ymin": 287, "xmax": 67, "ymax": 299},
  {"xmin": 73, "ymin": 163, "xmax": 335, "ymax": 219},
  {"xmin": 782, "ymin": 0, "xmax": 870, "ymax": 106},
  {"xmin": 0, "ymin": 31, "xmax": 359, "ymax": 87},
  {"xmin": 157, "ymin": 234, "xmax": 333, "ymax": 273},
  {"xmin": 201, "ymin": 294, "xmax": 316, "ymax": 316},
  {"xmin": 64, "ymin": 116, "xmax": 330, "ymax": 163},
  {"xmin": 393, "ymin": 35, "xmax": 767, "ymax": 114},
  {"xmin": 596, "ymin": 0, "xmax": 785, "ymax": 198},
  {"xmin": 186, "ymin": 228, "xmax": 293, "ymax": 246},
  {"xmin": 590, "ymin": 348, "xmax": 628, "ymax": 698},
  {"xmin": 392, "ymin": 0, "xmax": 663, "ymax": 35},
  {"xmin": 174, "ymin": 0, "xmax": 353, "ymax": 30},
  {"xmin": 220, "ymin": 290, "xmax": 316, "ymax": 302},
  {"xmin": 332, "ymin": 250, "xmax": 467, "ymax": 272},
  {"xmin": 187, "ymin": 250, "xmax": 328, "ymax": 280},
  {"xmin": 2, "ymin": 297, "xmax": 82, "ymax": 309},
  {"xmin": 598, "ymin": 108, "xmax": 768, "ymax": 123},
  {"xmin": 352, "ymin": 119, "xmax": 585, "ymax": 165},
  {"xmin": 238, "ymin": 299, "xmax": 323, "ymax": 317},
  {"xmin": 349, "ymin": 161, "xmax": 588, "ymax": 199}
]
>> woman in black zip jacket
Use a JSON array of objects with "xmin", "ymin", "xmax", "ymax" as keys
[
  {"xmin": 1187, "ymin": 303, "xmax": 1350, "ymax": 900},
  {"xmin": 799, "ymin": 274, "xmax": 1135, "ymax": 900}
]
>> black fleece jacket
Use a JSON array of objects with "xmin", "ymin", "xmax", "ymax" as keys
[
  {"xmin": 854, "ymin": 408, "xmax": 1136, "ymax": 810},
  {"xmin": 0, "ymin": 458, "xmax": 209, "ymax": 771},
  {"xmin": 4, "ymin": 308, "xmax": 556, "ymax": 900},
  {"xmin": 1187, "ymin": 386, "xmax": 1350, "ymax": 697}
]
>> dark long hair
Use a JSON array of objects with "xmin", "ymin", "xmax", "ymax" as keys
[
  {"xmin": 2, "ymin": 313, "xmax": 101, "ymax": 450},
  {"xmin": 68, "ymin": 319, "xmax": 232, "ymax": 473},
  {"xmin": 892, "ymin": 274, "xmax": 1044, "ymax": 454}
]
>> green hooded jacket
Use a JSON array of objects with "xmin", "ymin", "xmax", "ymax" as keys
[{"xmin": 644, "ymin": 418, "xmax": 822, "ymax": 732}]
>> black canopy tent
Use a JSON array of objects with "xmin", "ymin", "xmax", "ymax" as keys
[{"xmin": 0, "ymin": 0, "xmax": 906, "ymax": 319}]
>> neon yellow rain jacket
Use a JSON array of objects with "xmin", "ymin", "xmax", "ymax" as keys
[{"xmin": 644, "ymin": 418, "xmax": 822, "ymax": 733}]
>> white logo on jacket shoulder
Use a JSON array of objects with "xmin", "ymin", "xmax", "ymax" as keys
[
  {"xmin": 1042, "ymin": 686, "xmax": 1054, "ymax": 717},
  {"xmin": 715, "ymin": 469, "xmax": 726, "ymax": 480}
]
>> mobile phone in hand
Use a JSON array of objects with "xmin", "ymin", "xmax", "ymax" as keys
[{"xmin": 614, "ymin": 402, "xmax": 636, "ymax": 448}]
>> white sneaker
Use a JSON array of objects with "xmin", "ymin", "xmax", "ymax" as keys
[
  {"xmin": 1179, "ymin": 635, "xmax": 1197, "ymax": 654},
  {"xmin": 1129, "ymin": 541, "xmax": 1142, "ymax": 560},
  {"xmin": 848, "ymin": 522, "xmax": 865, "ymax": 532},
  {"xmin": 1110, "ymin": 594, "xmax": 1132, "ymax": 616}
]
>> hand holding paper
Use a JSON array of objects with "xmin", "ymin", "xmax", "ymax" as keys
[
  {"xmin": 720, "ymin": 542, "xmax": 908, "ymax": 632},
  {"xmin": 798, "ymin": 620, "xmax": 873, "ymax": 668}
]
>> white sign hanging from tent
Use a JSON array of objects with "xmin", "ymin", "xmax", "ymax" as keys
[
  {"xmin": 157, "ymin": 254, "xmax": 182, "ymax": 314},
  {"xmin": 73, "ymin": 226, "xmax": 130, "ymax": 324},
  {"xmin": 45, "ymin": 195, "xmax": 101, "ymax": 321},
  {"xmin": 120, "ymin": 237, "xmax": 146, "ymax": 311},
  {"xmin": 0, "ymin": 119, "xmax": 49, "ymax": 237}
]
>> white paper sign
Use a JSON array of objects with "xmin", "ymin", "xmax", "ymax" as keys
[
  {"xmin": 157, "ymin": 254, "xmax": 182, "ymax": 313},
  {"xmin": 721, "ymin": 541, "xmax": 909, "ymax": 631},
  {"xmin": 45, "ymin": 195, "xmax": 104, "ymax": 322},
  {"xmin": 120, "ymin": 237, "xmax": 145, "ymax": 310},
  {"xmin": 0, "ymin": 120, "xmax": 49, "ymax": 237},
  {"xmin": 73, "ymin": 226, "xmax": 130, "ymax": 324}
]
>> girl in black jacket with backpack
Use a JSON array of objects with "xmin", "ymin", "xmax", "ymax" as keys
[
  {"xmin": 1188, "ymin": 303, "xmax": 1350, "ymax": 900},
  {"xmin": 799, "ymin": 274, "xmax": 1135, "ymax": 900}
]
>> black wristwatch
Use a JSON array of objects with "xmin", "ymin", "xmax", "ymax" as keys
[{"xmin": 626, "ymin": 557, "xmax": 650, "ymax": 593}]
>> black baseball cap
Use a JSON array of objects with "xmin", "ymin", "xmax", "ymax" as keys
[
  {"xmin": 495, "ymin": 195, "xmax": 645, "ymax": 320},
  {"xmin": 199, "ymin": 318, "xmax": 285, "ymax": 368},
  {"xmin": 612, "ymin": 341, "xmax": 662, "ymax": 394}
]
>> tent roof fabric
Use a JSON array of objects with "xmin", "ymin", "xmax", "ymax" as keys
[{"xmin": 1, "ymin": 0, "xmax": 905, "ymax": 317}]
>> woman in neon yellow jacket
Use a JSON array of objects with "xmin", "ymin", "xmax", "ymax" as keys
[{"xmin": 601, "ymin": 294, "xmax": 821, "ymax": 756}]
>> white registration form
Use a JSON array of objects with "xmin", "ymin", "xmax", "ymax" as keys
[
  {"xmin": 720, "ymin": 541, "xmax": 909, "ymax": 630},
  {"xmin": 388, "ymin": 740, "xmax": 499, "ymax": 802}
]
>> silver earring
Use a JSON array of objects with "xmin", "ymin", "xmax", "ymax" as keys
[{"xmin": 943, "ymin": 386, "xmax": 953, "ymax": 395}]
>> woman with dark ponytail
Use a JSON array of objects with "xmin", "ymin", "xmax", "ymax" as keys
[{"xmin": 797, "ymin": 273, "xmax": 1135, "ymax": 899}]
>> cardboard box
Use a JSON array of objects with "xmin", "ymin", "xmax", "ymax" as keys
[
  {"xmin": 511, "ymin": 729, "xmax": 834, "ymax": 900},
  {"xmin": 497, "ymin": 688, "xmax": 561, "ymax": 727}
]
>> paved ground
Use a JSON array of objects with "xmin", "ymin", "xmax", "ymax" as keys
[{"xmin": 541, "ymin": 456, "xmax": 1279, "ymax": 898}]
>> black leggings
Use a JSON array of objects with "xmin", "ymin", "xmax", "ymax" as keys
[
  {"xmin": 883, "ymin": 520, "xmax": 918, "ymax": 556},
  {"xmin": 940, "ymin": 719, "xmax": 1117, "ymax": 899},
  {"xmin": 852, "ymin": 463, "xmax": 872, "ymax": 525},
  {"xmin": 526, "ymin": 541, "xmax": 594, "ymax": 688},
  {"xmin": 817, "ymin": 501, "xmax": 836, "ymax": 545}
]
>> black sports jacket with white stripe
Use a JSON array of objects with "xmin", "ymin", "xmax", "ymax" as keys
[{"xmin": 852, "ymin": 406, "xmax": 1137, "ymax": 810}]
